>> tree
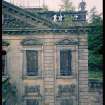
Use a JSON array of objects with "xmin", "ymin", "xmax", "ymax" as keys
[
  {"xmin": 88, "ymin": 8, "xmax": 103, "ymax": 55},
  {"xmin": 88, "ymin": 8, "xmax": 103, "ymax": 80},
  {"xmin": 60, "ymin": 0, "xmax": 75, "ymax": 11},
  {"xmin": 89, "ymin": 6, "xmax": 97, "ymax": 18}
]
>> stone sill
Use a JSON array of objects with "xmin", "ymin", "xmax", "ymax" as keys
[
  {"xmin": 56, "ymin": 95, "xmax": 74, "ymax": 97},
  {"xmin": 56, "ymin": 96, "xmax": 75, "ymax": 99},
  {"xmin": 22, "ymin": 76, "xmax": 42, "ymax": 80},
  {"xmin": 23, "ymin": 94, "xmax": 42, "ymax": 97},
  {"xmin": 23, "ymin": 95, "xmax": 42, "ymax": 99},
  {"xmin": 56, "ymin": 75, "xmax": 75, "ymax": 79}
]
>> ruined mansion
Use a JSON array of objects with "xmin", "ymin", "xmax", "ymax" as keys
[{"xmin": 2, "ymin": 0, "xmax": 88, "ymax": 105}]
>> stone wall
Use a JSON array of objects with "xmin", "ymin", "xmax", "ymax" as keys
[{"xmin": 2, "ymin": 33, "xmax": 88, "ymax": 105}]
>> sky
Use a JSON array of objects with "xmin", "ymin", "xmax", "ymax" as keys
[{"xmin": 5, "ymin": 0, "xmax": 103, "ymax": 13}]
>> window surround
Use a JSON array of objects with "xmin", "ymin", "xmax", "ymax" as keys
[
  {"xmin": 22, "ymin": 46, "xmax": 43, "ymax": 79},
  {"xmin": 56, "ymin": 45, "xmax": 77, "ymax": 79}
]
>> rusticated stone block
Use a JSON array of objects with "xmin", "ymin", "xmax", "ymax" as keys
[
  {"xmin": 79, "ymin": 60, "xmax": 88, "ymax": 64},
  {"xmin": 79, "ymin": 45, "xmax": 88, "ymax": 49},
  {"xmin": 79, "ymin": 67, "xmax": 88, "ymax": 71}
]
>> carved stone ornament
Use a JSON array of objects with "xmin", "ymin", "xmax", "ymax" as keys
[
  {"xmin": 56, "ymin": 39, "xmax": 79, "ymax": 45},
  {"xmin": 21, "ymin": 39, "xmax": 43, "ymax": 46}
]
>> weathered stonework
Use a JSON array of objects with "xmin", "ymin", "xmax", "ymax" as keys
[
  {"xmin": 2, "ymin": 34, "xmax": 88, "ymax": 105},
  {"xmin": 2, "ymin": 1, "xmax": 88, "ymax": 105},
  {"xmin": 78, "ymin": 35, "xmax": 88, "ymax": 105}
]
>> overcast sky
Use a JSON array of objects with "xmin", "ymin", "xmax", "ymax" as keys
[{"xmin": 5, "ymin": 0, "xmax": 102, "ymax": 13}]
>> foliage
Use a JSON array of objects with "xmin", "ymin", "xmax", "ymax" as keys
[
  {"xmin": 88, "ymin": 8, "xmax": 103, "ymax": 79},
  {"xmin": 42, "ymin": 5, "xmax": 48, "ymax": 11},
  {"xmin": 89, "ymin": 70, "xmax": 102, "ymax": 80},
  {"xmin": 60, "ymin": 0, "xmax": 75, "ymax": 11},
  {"xmin": 61, "ymin": 15, "xmax": 74, "ymax": 28},
  {"xmin": 89, "ymin": 7, "xmax": 97, "ymax": 19}
]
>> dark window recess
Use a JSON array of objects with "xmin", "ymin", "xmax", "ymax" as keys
[
  {"xmin": 58, "ymin": 85, "xmax": 75, "ymax": 96},
  {"xmin": 58, "ymin": 85, "xmax": 71, "ymax": 94},
  {"xmin": 26, "ymin": 99, "xmax": 39, "ymax": 105},
  {"xmin": 25, "ymin": 86, "xmax": 40, "ymax": 95},
  {"xmin": 60, "ymin": 50, "xmax": 72, "ymax": 76},
  {"xmin": 2, "ymin": 50, "xmax": 7, "ymax": 76},
  {"xmin": 26, "ymin": 50, "xmax": 38, "ymax": 76}
]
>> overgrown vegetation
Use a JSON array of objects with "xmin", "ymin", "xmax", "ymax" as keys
[
  {"xmin": 60, "ymin": 0, "xmax": 75, "ymax": 11},
  {"xmin": 88, "ymin": 8, "xmax": 103, "ymax": 80}
]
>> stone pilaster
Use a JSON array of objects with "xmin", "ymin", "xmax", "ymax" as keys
[
  {"xmin": 78, "ymin": 36, "xmax": 88, "ymax": 105},
  {"xmin": 43, "ymin": 44, "xmax": 55, "ymax": 105}
]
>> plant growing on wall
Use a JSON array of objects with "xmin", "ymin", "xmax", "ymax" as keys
[
  {"xmin": 62, "ymin": 15, "xmax": 74, "ymax": 28},
  {"xmin": 42, "ymin": 5, "xmax": 48, "ymax": 11},
  {"xmin": 60, "ymin": 0, "xmax": 75, "ymax": 11}
]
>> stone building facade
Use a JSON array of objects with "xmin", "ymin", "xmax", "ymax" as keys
[{"xmin": 2, "ymin": 0, "xmax": 88, "ymax": 105}]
